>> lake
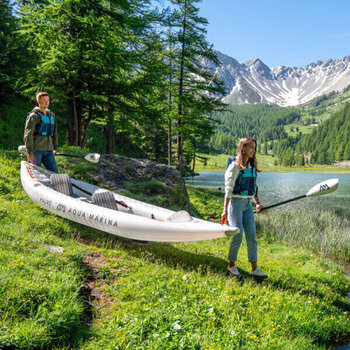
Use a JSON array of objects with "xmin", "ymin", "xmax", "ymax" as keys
[{"xmin": 185, "ymin": 172, "xmax": 350, "ymax": 217}]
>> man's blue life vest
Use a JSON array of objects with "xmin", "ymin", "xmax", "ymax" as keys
[
  {"xmin": 226, "ymin": 157, "xmax": 258, "ymax": 196},
  {"xmin": 31, "ymin": 109, "xmax": 54, "ymax": 137}
]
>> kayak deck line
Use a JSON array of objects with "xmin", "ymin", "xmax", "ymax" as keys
[{"xmin": 26, "ymin": 163, "xmax": 34, "ymax": 179}]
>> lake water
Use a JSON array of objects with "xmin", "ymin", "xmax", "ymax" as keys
[{"xmin": 185, "ymin": 172, "xmax": 350, "ymax": 218}]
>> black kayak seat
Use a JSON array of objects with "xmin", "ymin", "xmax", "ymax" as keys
[
  {"xmin": 50, "ymin": 174, "xmax": 73, "ymax": 196},
  {"xmin": 92, "ymin": 189, "xmax": 118, "ymax": 211}
]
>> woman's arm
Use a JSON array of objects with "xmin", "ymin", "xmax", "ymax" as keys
[
  {"xmin": 222, "ymin": 162, "xmax": 239, "ymax": 220},
  {"xmin": 221, "ymin": 197, "xmax": 231, "ymax": 220}
]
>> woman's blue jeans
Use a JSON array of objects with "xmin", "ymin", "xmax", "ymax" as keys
[
  {"xmin": 34, "ymin": 150, "xmax": 58, "ymax": 173},
  {"xmin": 228, "ymin": 197, "xmax": 257, "ymax": 263}
]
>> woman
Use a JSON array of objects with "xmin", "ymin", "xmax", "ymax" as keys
[{"xmin": 221, "ymin": 137, "xmax": 267, "ymax": 279}]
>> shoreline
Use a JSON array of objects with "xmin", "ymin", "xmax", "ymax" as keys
[{"xmin": 192, "ymin": 166, "xmax": 350, "ymax": 174}]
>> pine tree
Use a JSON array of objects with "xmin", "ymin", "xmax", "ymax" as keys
[
  {"xmin": 0, "ymin": 0, "xmax": 27, "ymax": 103},
  {"xmin": 263, "ymin": 142, "xmax": 268, "ymax": 155},
  {"xmin": 18, "ymin": 0, "xmax": 157, "ymax": 151},
  {"xmin": 167, "ymin": 0, "xmax": 226, "ymax": 173},
  {"xmin": 344, "ymin": 142, "xmax": 350, "ymax": 160}
]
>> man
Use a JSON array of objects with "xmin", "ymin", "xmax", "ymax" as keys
[{"xmin": 24, "ymin": 92, "xmax": 58, "ymax": 173}]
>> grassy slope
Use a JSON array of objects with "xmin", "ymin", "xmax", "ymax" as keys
[
  {"xmin": 0, "ymin": 152, "xmax": 349, "ymax": 349},
  {"xmin": 300, "ymin": 88, "xmax": 350, "ymax": 123},
  {"xmin": 199, "ymin": 89, "xmax": 350, "ymax": 172}
]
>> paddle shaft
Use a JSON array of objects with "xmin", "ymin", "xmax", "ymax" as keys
[
  {"xmin": 56, "ymin": 152, "xmax": 99, "ymax": 163},
  {"xmin": 254, "ymin": 194, "xmax": 306, "ymax": 213},
  {"xmin": 71, "ymin": 183, "xmax": 129, "ymax": 208},
  {"xmin": 56, "ymin": 153, "xmax": 85, "ymax": 159}
]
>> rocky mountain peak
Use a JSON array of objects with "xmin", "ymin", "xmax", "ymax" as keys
[{"xmin": 213, "ymin": 51, "xmax": 350, "ymax": 106}]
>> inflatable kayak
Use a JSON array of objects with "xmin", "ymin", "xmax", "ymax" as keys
[{"xmin": 20, "ymin": 161, "xmax": 239, "ymax": 242}]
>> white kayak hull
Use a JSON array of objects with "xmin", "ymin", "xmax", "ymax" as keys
[{"xmin": 20, "ymin": 161, "xmax": 239, "ymax": 242}]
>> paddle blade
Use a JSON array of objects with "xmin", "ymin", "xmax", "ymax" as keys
[
  {"xmin": 306, "ymin": 178, "xmax": 339, "ymax": 197},
  {"xmin": 18, "ymin": 145, "xmax": 27, "ymax": 153},
  {"xmin": 84, "ymin": 153, "xmax": 100, "ymax": 163}
]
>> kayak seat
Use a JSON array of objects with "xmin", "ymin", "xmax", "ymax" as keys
[
  {"xmin": 92, "ymin": 189, "xmax": 118, "ymax": 211},
  {"xmin": 166, "ymin": 210, "xmax": 192, "ymax": 222},
  {"xmin": 50, "ymin": 174, "xmax": 73, "ymax": 196}
]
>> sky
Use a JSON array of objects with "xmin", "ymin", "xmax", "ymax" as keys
[{"xmin": 196, "ymin": 0, "xmax": 350, "ymax": 68}]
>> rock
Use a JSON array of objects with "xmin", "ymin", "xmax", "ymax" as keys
[
  {"xmin": 45, "ymin": 245, "xmax": 64, "ymax": 254},
  {"xmin": 95, "ymin": 154, "xmax": 187, "ymax": 192},
  {"xmin": 335, "ymin": 161, "xmax": 350, "ymax": 167}
]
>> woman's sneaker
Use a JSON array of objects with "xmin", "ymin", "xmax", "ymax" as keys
[
  {"xmin": 250, "ymin": 268, "xmax": 267, "ymax": 279},
  {"xmin": 227, "ymin": 265, "xmax": 241, "ymax": 277}
]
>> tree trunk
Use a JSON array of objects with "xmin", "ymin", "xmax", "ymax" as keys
[
  {"xmin": 81, "ymin": 121, "xmax": 90, "ymax": 149},
  {"xmin": 168, "ymin": 121, "xmax": 172, "ymax": 166},
  {"xmin": 168, "ymin": 50, "xmax": 173, "ymax": 166},
  {"xmin": 192, "ymin": 151, "xmax": 196, "ymax": 172},
  {"xmin": 177, "ymin": 131, "xmax": 183, "ymax": 176},
  {"xmin": 176, "ymin": 0, "xmax": 187, "ymax": 176},
  {"xmin": 106, "ymin": 127, "xmax": 115, "ymax": 154},
  {"xmin": 81, "ymin": 104, "xmax": 92, "ymax": 148},
  {"xmin": 72, "ymin": 89, "xmax": 79, "ymax": 146},
  {"xmin": 66, "ymin": 94, "xmax": 75, "ymax": 146},
  {"xmin": 106, "ymin": 101, "xmax": 115, "ymax": 154}
]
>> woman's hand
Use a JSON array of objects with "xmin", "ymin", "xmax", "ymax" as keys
[
  {"xmin": 256, "ymin": 204, "xmax": 264, "ymax": 214},
  {"xmin": 221, "ymin": 209, "xmax": 228, "ymax": 225},
  {"xmin": 221, "ymin": 209, "xmax": 228, "ymax": 220}
]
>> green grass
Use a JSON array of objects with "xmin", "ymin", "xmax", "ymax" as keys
[
  {"xmin": 0, "ymin": 151, "xmax": 349, "ymax": 349},
  {"xmin": 81, "ymin": 240, "xmax": 350, "ymax": 349},
  {"xmin": 256, "ymin": 209, "xmax": 350, "ymax": 262},
  {"xmin": 0, "ymin": 152, "xmax": 90, "ymax": 348}
]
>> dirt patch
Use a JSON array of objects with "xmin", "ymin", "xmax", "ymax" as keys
[
  {"xmin": 82, "ymin": 252, "xmax": 114, "ymax": 309},
  {"xmin": 84, "ymin": 251, "xmax": 107, "ymax": 268}
]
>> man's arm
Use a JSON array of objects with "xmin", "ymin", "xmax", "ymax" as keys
[
  {"xmin": 52, "ymin": 112, "xmax": 58, "ymax": 152},
  {"xmin": 24, "ymin": 113, "xmax": 36, "ymax": 162}
]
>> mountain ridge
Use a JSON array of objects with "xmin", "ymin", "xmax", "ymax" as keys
[{"xmin": 209, "ymin": 51, "xmax": 350, "ymax": 106}]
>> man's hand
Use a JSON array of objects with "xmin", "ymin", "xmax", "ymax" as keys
[
  {"xmin": 27, "ymin": 154, "xmax": 34, "ymax": 163},
  {"xmin": 53, "ymin": 150, "xmax": 57, "ymax": 155}
]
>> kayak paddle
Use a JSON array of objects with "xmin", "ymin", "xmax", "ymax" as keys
[
  {"xmin": 57, "ymin": 152, "xmax": 100, "ymax": 163},
  {"xmin": 254, "ymin": 178, "xmax": 339, "ymax": 213},
  {"xmin": 18, "ymin": 145, "xmax": 100, "ymax": 163}
]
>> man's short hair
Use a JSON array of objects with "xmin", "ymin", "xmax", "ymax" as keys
[{"xmin": 36, "ymin": 92, "xmax": 49, "ymax": 102}]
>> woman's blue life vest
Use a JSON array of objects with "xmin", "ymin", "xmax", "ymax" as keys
[
  {"xmin": 30, "ymin": 108, "xmax": 55, "ymax": 137},
  {"xmin": 226, "ymin": 157, "xmax": 258, "ymax": 196}
]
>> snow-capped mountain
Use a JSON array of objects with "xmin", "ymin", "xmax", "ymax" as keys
[{"xmin": 208, "ymin": 51, "xmax": 350, "ymax": 106}]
